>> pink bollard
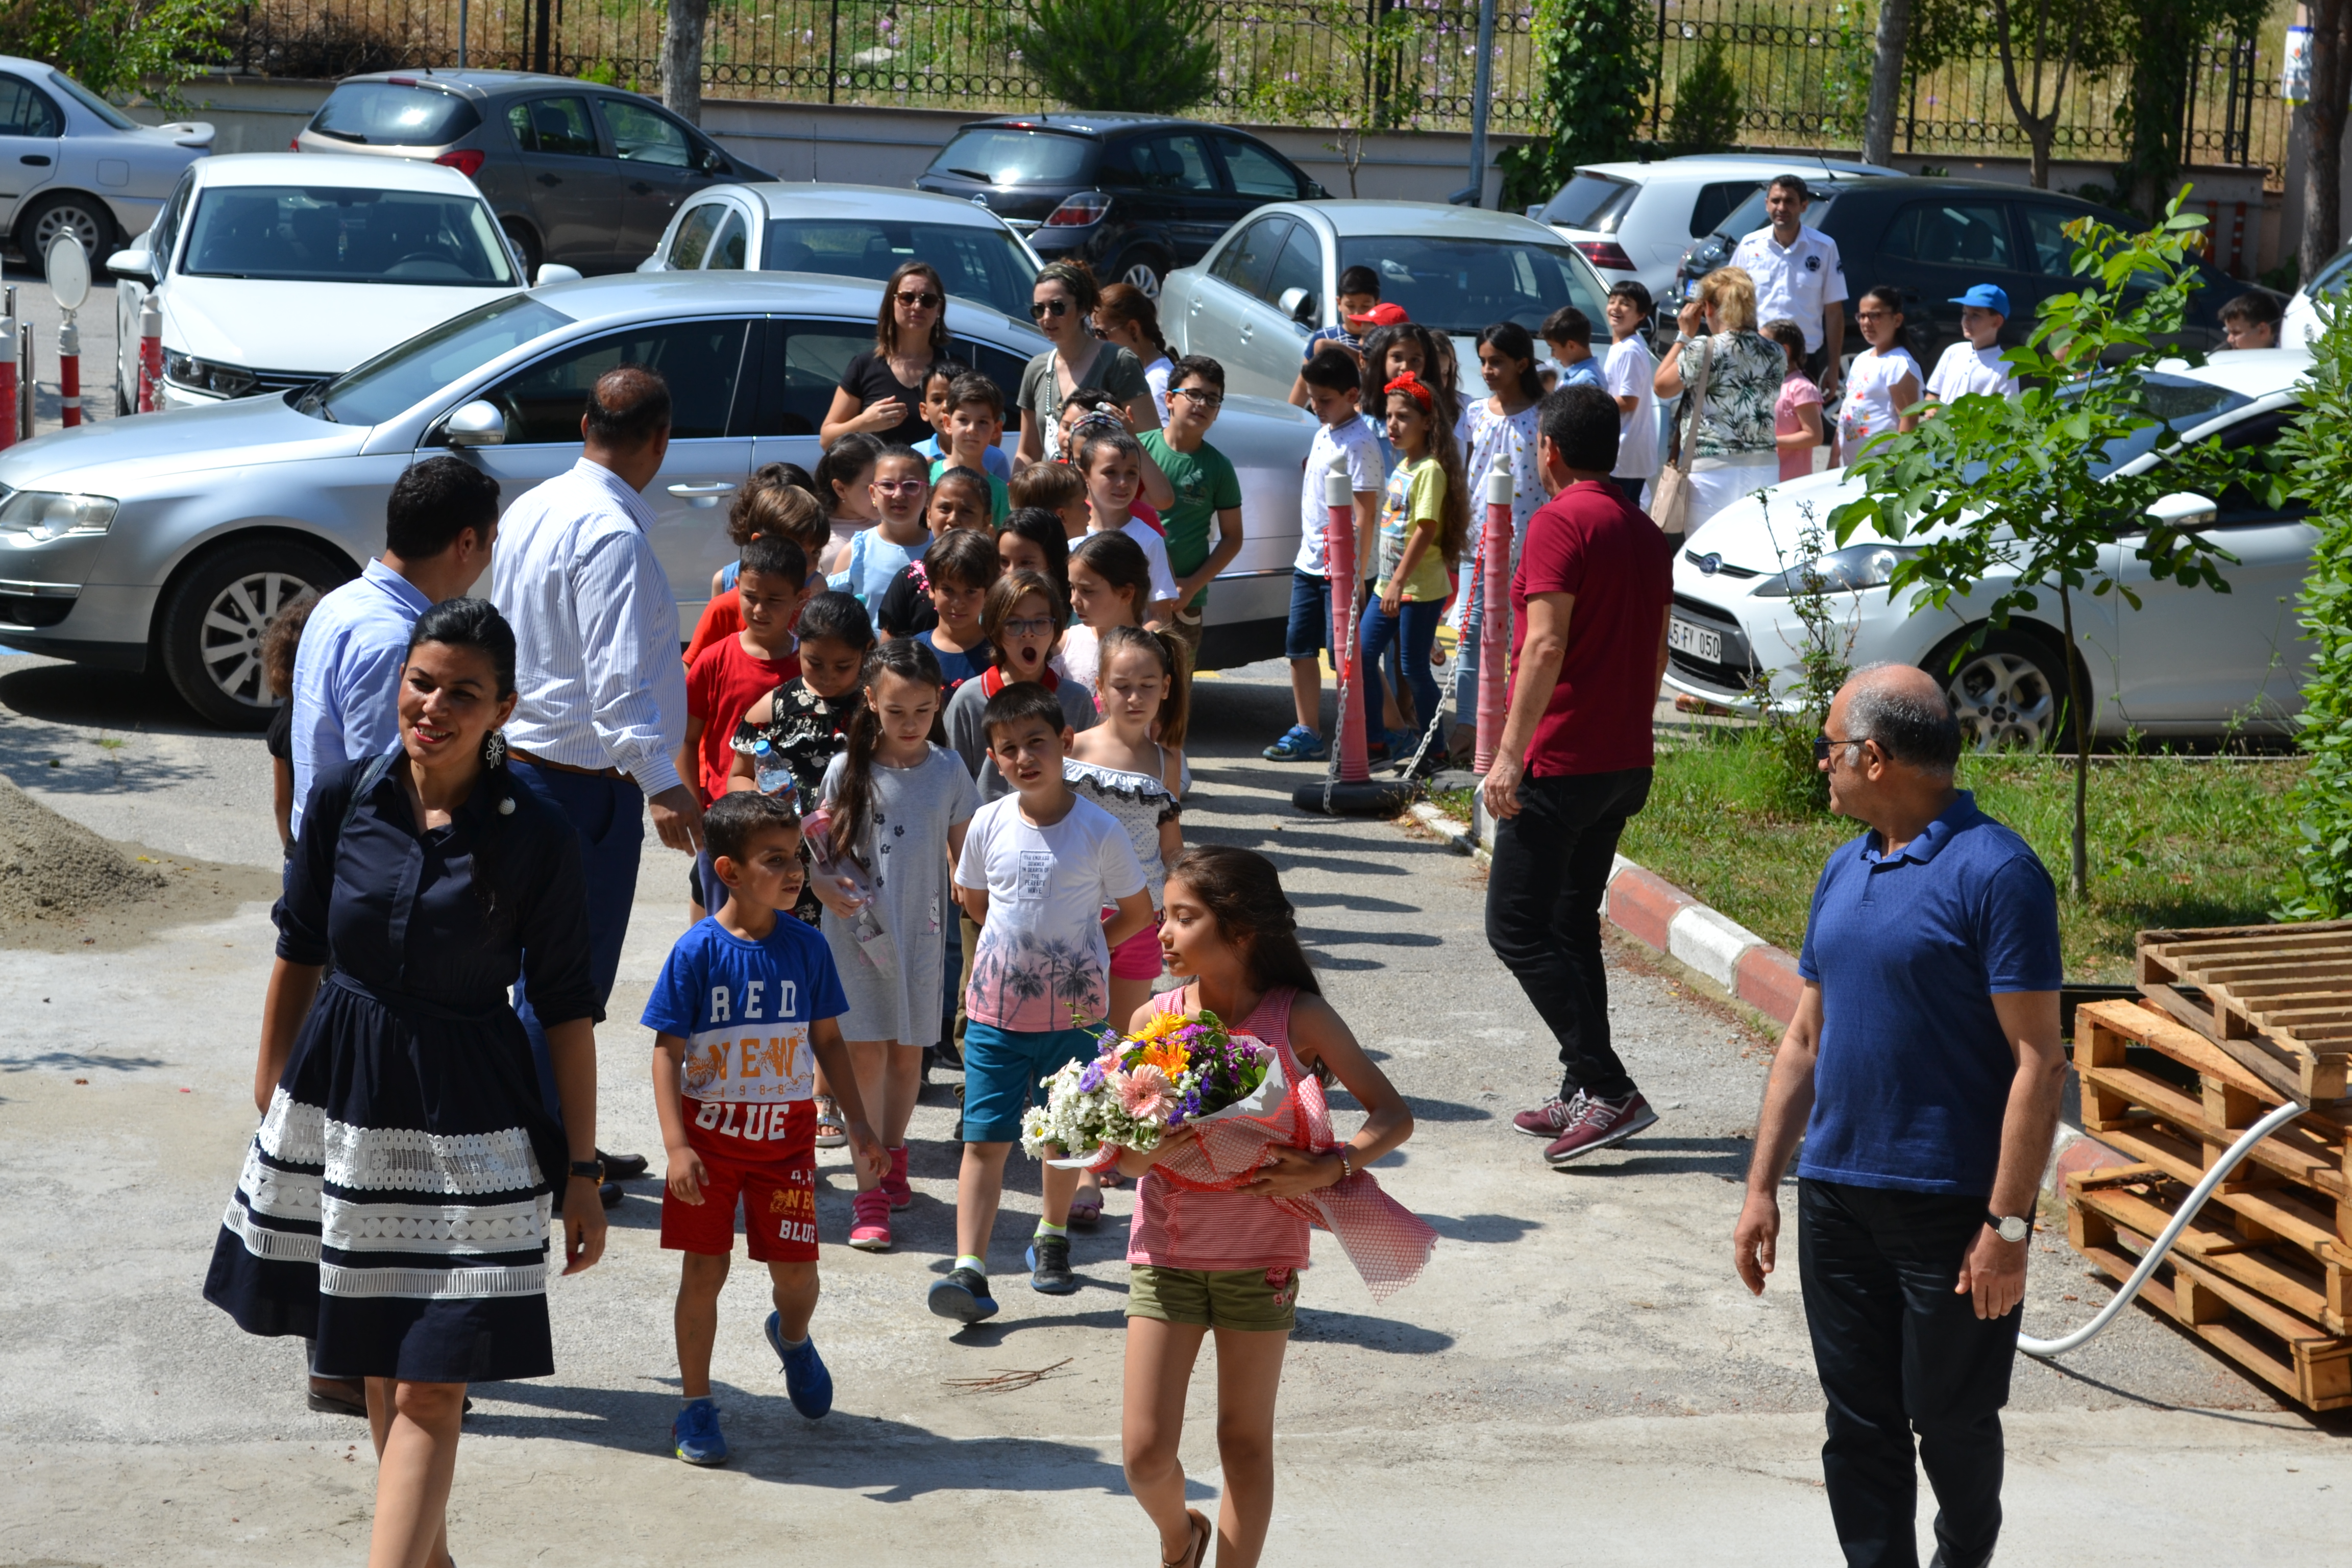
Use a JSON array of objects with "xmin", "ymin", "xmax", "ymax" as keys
[
  {"xmin": 1473, "ymin": 465, "xmax": 1514, "ymax": 773},
  {"xmin": 1323, "ymin": 464, "xmax": 1368, "ymax": 783},
  {"xmin": 0, "ymin": 321, "xmax": 15, "ymax": 452},
  {"xmin": 137, "ymin": 295, "xmax": 162, "ymax": 414}
]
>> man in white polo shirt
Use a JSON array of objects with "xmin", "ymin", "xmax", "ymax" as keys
[{"xmin": 1731, "ymin": 174, "xmax": 1848, "ymax": 396}]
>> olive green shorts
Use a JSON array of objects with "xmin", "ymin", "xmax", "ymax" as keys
[{"xmin": 1127, "ymin": 1264, "xmax": 1302, "ymax": 1332}]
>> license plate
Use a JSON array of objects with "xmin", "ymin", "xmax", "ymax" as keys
[{"xmin": 1668, "ymin": 616, "xmax": 1722, "ymax": 665}]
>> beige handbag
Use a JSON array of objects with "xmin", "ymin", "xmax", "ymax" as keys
[{"xmin": 1649, "ymin": 334, "xmax": 1710, "ymax": 540}]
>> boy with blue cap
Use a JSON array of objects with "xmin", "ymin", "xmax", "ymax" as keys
[{"xmin": 1925, "ymin": 284, "xmax": 2019, "ymax": 408}]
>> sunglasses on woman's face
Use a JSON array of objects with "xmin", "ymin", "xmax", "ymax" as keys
[
  {"xmin": 1029, "ymin": 298, "xmax": 1072, "ymax": 320},
  {"xmin": 896, "ymin": 289, "xmax": 943, "ymax": 309}
]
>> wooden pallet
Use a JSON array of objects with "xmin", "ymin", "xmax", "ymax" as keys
[
  {"xmin": 2067, "ymin": 1166, "xmax": 2352, "ymax": 1411},
  {"xmin": 2137, "ymin": 922, "xmax": 2352, "ymax": 1101}
]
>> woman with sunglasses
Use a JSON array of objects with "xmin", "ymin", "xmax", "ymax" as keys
[
  {"xmin": 822, "ymin": 260, "xmax": 959, "ymax": 448},
  {"xmin": 1016, "ymin": 261, "xmax": 1161, "ymax": 464}
]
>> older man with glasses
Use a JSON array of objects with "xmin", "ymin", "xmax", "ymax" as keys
[{"xmin": 1733, "ymin": 663, "xmax": 2065, "ymax": 1568}]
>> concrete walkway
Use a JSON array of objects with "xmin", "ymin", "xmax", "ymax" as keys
[{"xmin": 1, "ymin": 654, "xmax": 2344, "ymax": 1565}]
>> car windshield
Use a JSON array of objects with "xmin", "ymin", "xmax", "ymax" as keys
[
  {"xmin": 310, "ymin": 83, "xmax": 482, "ymax": 146},
  {"xmin": 2312, "ymin": 244, "xmax": 2352, "ymax": 300},
  {"xmin": 1338, "ymin": 235, "xmax": 1607, "ymax": 336},
  {"xmin": 1713, "ymin": 185, "xmax": 1844, "ymax": 240},
  {"xmin": 762, "ymin": 218, "xmax": 1039, "ymax": 320},
  {"xmin": 182, "ymin": 186, "xmax": 518, "ymax": 287},
  {"xmin": 2081, "ymin": 376, "xmax": 2255, "ymax": 477},
  {"xmin": 929, "ymin": 128, "xmax": 1093, "ymax": 185},
  {"xmin": 46, "ymin": 69, "xmax": 136, "ymax": 131},
  {"xmin": 304, "ymin": 296, "xmax": 571, "ymax": 426},
  {"xmin": 1539, "ymin": 173, "xmax": 1636, "ymax": 231}
]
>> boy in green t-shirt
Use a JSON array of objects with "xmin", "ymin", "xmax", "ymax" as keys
[
  {"xmin": 930, "ymin": 372, "xmax": 1012, "ymax": 523},
  {"xmin": 1136, "ymin": 354, "xmax": 1245, "ymax": 663}
]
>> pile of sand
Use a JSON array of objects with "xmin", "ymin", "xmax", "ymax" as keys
[{"xmin": 0, "ymin": 775, "xmax": 166, "ymax": 923}]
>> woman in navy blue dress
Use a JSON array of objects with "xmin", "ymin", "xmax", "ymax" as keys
[{"xmin": 206, "ymin": 599, "xmax": 606, "ymax": 1568}]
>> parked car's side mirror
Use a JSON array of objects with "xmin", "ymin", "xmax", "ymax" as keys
[
  {"xmin": 442, "ymin": 400, "xmax": 507, "ymax": 448},
  {"xmin": 106, "ymin": 248, "xmax": 157, "ymax": 285},
  {"xmin": 1525, "ymin": 204, "xmax": 1543, "ymax": 219},
  {"xmin": 534, "ymin": 263, "xmax": 584, "ymax": 286},
  {"xmin": 2146, "ymin": 491, "xmax": 2218, "ymax": 530},
  {"xmin": 695, "ymin": 144, "xmax": 727, "ymax": 175},
  {"xmin": 1305, "ymin": 181, "xmax": 1329, "ymax": 200},
  {"xmin": 1279, "ymin": 286, "xmax": 1315, "ymax": 326}
]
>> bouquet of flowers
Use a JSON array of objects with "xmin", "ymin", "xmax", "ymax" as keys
[{"xmin": 1021, "ymin": 1008, "xmax": 1438, "ymax": 1301}]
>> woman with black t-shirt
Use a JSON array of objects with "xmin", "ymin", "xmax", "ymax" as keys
[{"xmin": 822, "ymin": 260, "xmax": 958, "ymax": 448}]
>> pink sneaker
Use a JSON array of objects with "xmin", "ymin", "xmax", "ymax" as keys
[
  {"xmin": 846, "ymin": 1187, "xmax": 892, "ymax": 1251},
  {"xmin": 881, "ymin": 1145, "xmax": 913, "ymax": 1211}
]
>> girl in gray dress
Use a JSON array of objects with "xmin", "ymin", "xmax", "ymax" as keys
[{"xmin": 812, "ymin": 640, "xmax": 981, "ymax": 1252}]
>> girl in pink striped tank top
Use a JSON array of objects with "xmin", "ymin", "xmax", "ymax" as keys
[{"xmin": 1115, "ymin": 847, "xmax": 1414, "ymax": 1568}]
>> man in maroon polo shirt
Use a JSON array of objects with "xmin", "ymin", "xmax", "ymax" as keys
[{"xmin": 1480, "ymin": 382, "xmax": 1675, "ymax": 1166}]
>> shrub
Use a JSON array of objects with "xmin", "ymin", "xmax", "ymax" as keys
[
  {"xmin": 2278, "ymin": 296, "xmax": 2352, "ymax": 918},
  {"xmin": 2, "ymin": 0, "xmax": 230, "ymax": 102},
  {"xmin": 1664, "ymin": 35, "xmax": 1742, "ymax": 157},
  {"xmin": 1011, "ymin": 0, "xmax": 1217, "ymax": 115}
]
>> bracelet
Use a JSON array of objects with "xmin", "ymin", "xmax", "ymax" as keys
[
  {"xmin": 567, "ymin": 1159, "xmax": 604, "ymax": 1182},
  {"xmin": 1335, "ymin": 1148, "xmax": 1355, "ymax": 1183}
]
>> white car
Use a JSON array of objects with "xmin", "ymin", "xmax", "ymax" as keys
[
  {"xmin": 635, "ymin": 182, "xmax": 1041, "ymax": 323},
  {"xmin": 1160, "ymin": 200, "xmax": 1612, "ymax": 402},
  {"xmin": 2282, "ymin": 242, "xmax": 2350, "ymax": 346},
  {"xmin": 106, "ymin": 153, "xmax": 528, "ymax": 412},
  {"xmin": 0, "ymin": 54, "xmax": 211, "ymax": 260},
  {"xmin": 1531, "ymin": 153, "xmax": 1900, "ymax": 308},
  {"xmin": 1665, "ymin": 349, "xmax": 2313, "ymax": 747}
]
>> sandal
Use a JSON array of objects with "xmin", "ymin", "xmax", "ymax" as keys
[
  {"xmin": 1066, "ymin": 1189, "xmax": 1104, "ymax": 1228},
  {"xmin": 814, "ymin": 1095, "xmax": 847, "ymax": 1148},
  {"xmin": 1161, "ymin": 1509, "xmax": 1211, "ymax": 1568}
]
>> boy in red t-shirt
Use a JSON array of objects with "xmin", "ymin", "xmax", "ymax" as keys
[{"xmin": 682, "ymin": 535, "xmax": 811, "ymax": 916}]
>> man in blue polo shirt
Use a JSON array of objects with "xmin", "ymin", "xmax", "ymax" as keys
[{"xmin": 1731, "ymin": 664, "xmax": 2065, "ymax": 1568}]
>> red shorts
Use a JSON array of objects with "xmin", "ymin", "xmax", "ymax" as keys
[
  {"xmin": 660, "ymin": 1099, "xmax": 818, "ymax": 1262},
  {"xmin": 1106, "ymin": 911, "xmax": 1166, "ymax": 981}
]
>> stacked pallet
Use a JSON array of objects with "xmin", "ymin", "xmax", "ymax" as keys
[{"xmin": 2068, "ymin": 993, "xmax": 2352, "ymax": 1411}]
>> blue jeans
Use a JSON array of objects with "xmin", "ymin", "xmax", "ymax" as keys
[
  {"xmin": 507, "ymin": 761, "xmax": 644, "ymax": 1118},
  {"xmin": 1359, "ymin": 595, "xmax": 1442, "ymax": 746}
]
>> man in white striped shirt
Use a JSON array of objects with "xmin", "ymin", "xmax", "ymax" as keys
[{"xmin": 494, "ymin": 365, "xmax": 697, "ymax": 1183}]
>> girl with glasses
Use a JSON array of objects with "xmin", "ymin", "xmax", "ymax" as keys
[
  {"xmin": 822, "ymin": 260, "xmax": 958, "ymax": 449},
  {"xmin": 826, "ymin": 447, "xmax": 932, "ymax": 611},
  {"xmin": 1016, "ymin": 261, "xmax": 1162, "ymax": 464}
]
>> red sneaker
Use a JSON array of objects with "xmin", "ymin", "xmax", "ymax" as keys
[
  {"xmin": 881, "ymin": 1145, "xmax": 913, "ymax": 1211},
  {"xmin": 1542, "ymin": 1093, "xmax": 1657, "ymax": 1166},
  {"xmin": 846, "ymin": 1187, "xmax": 892, "ymax": 1251},
  {"xmin": 1513, "ymin": 1093, "xmax": 1583, "ymax": 1140}
]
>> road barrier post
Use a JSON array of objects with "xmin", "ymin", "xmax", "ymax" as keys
[
  {"xmin": 1474, "ymin": 466, "xmax": 1513, "ymax": 773},
  {"xmin": 58, "ymin": 320, "xmax": 79, "ymax": 428},
  {"xmin": 137, "ymin": 296, "xmax": 162, "ymax": 414},
  {"xmin": 1325, "ymin": 464, "xmax": 1367, "ymax": 783}
]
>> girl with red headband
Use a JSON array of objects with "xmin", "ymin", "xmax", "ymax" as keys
[{"xmin": 1359, "ymin": 370, "xmax": 1467, "ymax": 769}]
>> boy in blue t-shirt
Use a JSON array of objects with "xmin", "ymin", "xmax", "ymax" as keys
[{"xmin": 643, "ymin": 791, "xmax": 883, "ymax": 1466}]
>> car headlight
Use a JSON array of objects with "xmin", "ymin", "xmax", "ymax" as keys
[
  {"xmin": 1753, "ymin": 544, "xmax": 1913, "ymax": 597},
  {"xmin": 0, "ymin": 488, "xmax": 117, "ymax": 540},
  {"xmin": 163, "ymin": 351, "xmax": 257, "ymax": 398}
]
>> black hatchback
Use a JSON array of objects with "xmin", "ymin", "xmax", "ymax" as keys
[
  {"xmin": 1675, "ymin": 177, "xmax": 2273, "ymax": 362},
  {"xmin": 915, "ymin": 114, "xmax": 1325, "ymax": 299}
]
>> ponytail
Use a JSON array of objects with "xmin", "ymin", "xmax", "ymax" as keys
[
  {"xmin": 1098, "ymin": 622, "xmax": 1191, "ymax": 751},
  {"xmin": 828, "ymin": 639, "xmax": 943, "ymax": 867}
]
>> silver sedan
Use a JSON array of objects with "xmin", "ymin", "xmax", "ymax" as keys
[
  {"xmin": 0, "ymin": 53, "xmax": 212, "ymax": 258},
  {"xmin": 0, "ymin": 271, "xmax": 1314, "ymax": 726}
]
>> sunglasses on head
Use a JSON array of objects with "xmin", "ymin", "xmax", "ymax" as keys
[
  {"xmin": 895, "ymin": 289, "xmax": 943, "ymax": 309},
  {"xmin": 1029, "ymin": 298, "xmax": 1073, "ymax": 319}
]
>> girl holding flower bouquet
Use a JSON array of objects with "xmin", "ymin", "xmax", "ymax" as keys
[{"xmin": 1117, "ymin": 846, "xmax": 1413, "ymax": 1568}]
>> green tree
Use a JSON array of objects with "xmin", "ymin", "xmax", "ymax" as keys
[
  {"xmin": 1912, "ymin": 0, "xmax": 2129, "ymax": 190},
  {"xmin": 2113, "ymin": 0, "xmax": 2268, "ymax": 217},
  {"xmin": 2, "ymin": 0, "xmax": 227, "ymax": 102},
  {"xmin": 1664, "ymin": 35, "xmax": 1741, "ymax": 156},
  {"xmin": 1247, "ymin": 2, "xmax": 1421, "ymax": 197},
  {"xmin": 1012, "ymin": 0, "xmax": 1218, "ymax": 116},
  {"xmin": 1829, "ymin": 193, "xmax": 2269, "ymax": 897},
  {"xmin": 1498, "ymin": 0, "xmax": 1656, "ymax": 211},
  {"xmin": 2278, "ymin": 298, "xmax": 2352, "ymax": 917}
]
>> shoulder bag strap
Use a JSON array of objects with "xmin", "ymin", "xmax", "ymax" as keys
[{"xmin": 1675, "ymin": 334, "xmax": 1712, "ymax": 476}]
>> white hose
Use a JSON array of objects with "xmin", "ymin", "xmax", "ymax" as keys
[{"xmin": 2020, "ymin": 1098, "xmax": 2307, "ymax": 1358}]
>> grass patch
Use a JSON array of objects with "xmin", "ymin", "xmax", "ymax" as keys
[
  {"xmin": 1432, "ymin": 785, "xmax": 1475, "ymax": 825},
  {"xmin": 1616, "ymin": 734, "xmax": 2305, "ymax": 984}
]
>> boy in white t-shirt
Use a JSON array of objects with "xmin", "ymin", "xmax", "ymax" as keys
[
  {"xmin": 934, "ymin": 682, "xmax": 1154, "ymax": 1322},
  {"xmin": 1603, "ymin": 281, "xmax": 1660, "ymax": 507},
  {"xmin": 1266, "ymin": 349, "xmax": 1384, "ymax": 763},
  {"xmin": 1924, "ymin": 283, "xmax": 2021, "ymax": 411}
]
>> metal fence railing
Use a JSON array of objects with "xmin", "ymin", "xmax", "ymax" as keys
[{"xmin": 216, "ymin": 1, "xmax": 2288, "ymax": 183}]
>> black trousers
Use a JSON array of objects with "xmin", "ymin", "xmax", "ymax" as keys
[
  {"xmin": 1799, "ymin": 1180, "xmax": 2021, "ymax": 1568},
  {"xmin": 1483, "ymin": 767, "xmax": 1651, "ymax": 1101}
]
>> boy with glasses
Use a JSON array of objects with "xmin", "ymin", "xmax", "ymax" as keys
[{"xmin": 1139, "ymin": 355, "xmax": 1246, "ymax": 664}]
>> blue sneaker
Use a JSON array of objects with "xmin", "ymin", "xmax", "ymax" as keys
[
  {"xmin": 765, "ymin": 1312, "xmax": 834, "ymax": 1419},
  {"xmin": 1263, "ymin": 724, "xmax": 1328, "ymax": 762},
  {"xmin": 672, "ymin": 1398, "xmax": 727, "ymax": 1465},
  {"xmin": 927, "ymin": 1264, "xmax": 999, "ymax": 1324}
]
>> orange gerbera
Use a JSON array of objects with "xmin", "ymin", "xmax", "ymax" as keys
[{"xmin": 1135, "ymin": 1039, "xmax": 1191, "ymax": 1077}]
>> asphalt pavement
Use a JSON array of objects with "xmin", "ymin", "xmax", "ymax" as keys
[{"xmin": 1, "ymin": 655, "xmax": 2345, "ymax": 1565}]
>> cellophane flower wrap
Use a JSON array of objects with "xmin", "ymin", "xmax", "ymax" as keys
[{"xmin": 1019, "ymin": 1009, "xmax": 1436, "ymax": 1300}]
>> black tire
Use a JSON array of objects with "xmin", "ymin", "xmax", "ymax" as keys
[
  {"xmin": 502, "ymin": 218, "xmax": 543, "ymax": 280},
  {"xmin": 18, "ymin": 192, "xmax": 114, "ymax": 267},
  {"xmin": 1113, "ymin": 249, "xmax": 1169, "ymax": 299},
  {"xmin": 1927, "ymin": 628, "xmax": 2071, "ymax": 753},
  {"xmin": 158, "ymin": 539, "xmax": 356, "ymax": 729}
]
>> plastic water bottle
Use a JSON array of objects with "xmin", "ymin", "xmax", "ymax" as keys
[{"xmin": 752, "ymin": 739, "xmax": 796, "ymax": 801}]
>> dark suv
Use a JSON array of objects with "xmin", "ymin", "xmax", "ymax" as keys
[
  {"xmin": 1674, "ymin": 177, "xmax": 2270, "ymax": 362},
  {"xmin": 915, "ymin": 114, "xmax": 1325, "ymax": 298},
  {"xmin": 294, "ymin": 69, "xmax": 768, "ymax": 276}
]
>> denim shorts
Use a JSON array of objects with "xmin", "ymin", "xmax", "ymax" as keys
[
  {"xmin": 961, "ymin": 1021, "xmax": 1104, "ymax": 1143},
  {"xmin": 1285, "ymin": 569, "xmax": 1334, "ymax": 660}
]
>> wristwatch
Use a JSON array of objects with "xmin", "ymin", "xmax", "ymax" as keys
[
  {"xmin": 1986, "ymin": 1211, "xmax": 2029, "ymax": 1243},
  {"xmin": 568, "ymin": 1159, "xmax": 605, "ymax": 1183}
]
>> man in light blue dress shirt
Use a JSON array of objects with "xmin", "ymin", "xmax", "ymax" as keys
[{"xmin": 287, "ymin": 457, "xmax": 501, "ymax": 837}]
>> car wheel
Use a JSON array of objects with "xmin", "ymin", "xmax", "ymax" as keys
[
  {"xmin": 502, "ymin": 219, "xmax": 543, "ymax": 280},
  {"xmin": 1930, "ymin": 629, "xmax": 2071, "ymax": 753},
  {"xmin": 1115, "ymin": 252, "xmax": 1168, "ymax": 299},
  {"xmin": 158, "ymin": 540, "xmax": 356, "ymax": 729},
  {"xmin": 19, "ymin": 193, "xmax": 113, "ymax": 265}
]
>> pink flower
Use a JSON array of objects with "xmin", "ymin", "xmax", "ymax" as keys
[{"xmin": 1117, "ymin": 1065, "xmax": 1174, "ymax": 1120}]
